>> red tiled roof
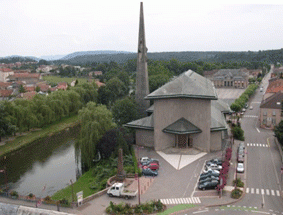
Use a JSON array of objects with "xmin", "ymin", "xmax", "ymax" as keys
[
  {"xmin": 95, "ymin": 80, "xmax": 105, "ymax": 88},
  {"xmin": 57, "ymin": 82, "xmax": 68, "ymax": 90},
  {"xmin": 0, "ymin": 89, "xmax": 13, "ymax": 97},
  {"xmin": 0, "ymin": 82, "xmax": 12, "ymax": 89},
  {"xmin": 13, "ymin": 73, "xmax": 40, "ymax": 78},
  {"xmin": 266, "ymin": 79, "xmax": 283, "ymax": 93},
  {"xmin": 37, "ymin": 83, "xmax": 50, "ymax": 92},
  {"xmin": 24, "ymin": 86, "xmax": 36, "ymax": 92},
  {"xmin": 22, "ymin": 91, "xmax": 37, "ymax": 100},
  {"xmin": 0, "ymin": 68, "xmax": 13, "ymax": 72}
]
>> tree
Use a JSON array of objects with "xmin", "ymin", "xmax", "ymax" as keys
[
  {"xmin": 19, "ymin": 85, "xmax": 26, "ymax": 93},
  {"xmin": 35, "ymin": 86, "xmax": 41, "ymax": 92},
  {"xmin": 274, "ymin": 121, "xmax": 283, "ymax": 145},
  {"xmin": 76, "ymin": 102, "xmax": 116, "ymax": 169},
  {"xmin": 0, "ymin": 103, "xmax": 16, "ymax": 141},
  {"xmin": 105, "ymin": 77, "xmax": 127, "ymax": 104},
  {"xmin": 232, "ymin": 125, "xmax": 245, "ymax": 141},
  {"xmin": 97, "ymin": 86, "xmax": 112, "ymax": 106},
  {"xmin": 112, "ymin": 97, "xmax": 138, "ymax": 126}
]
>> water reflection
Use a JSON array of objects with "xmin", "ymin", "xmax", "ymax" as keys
[{"xmin": 0, "ymin": 138, "xmax": 81, "ymax": 198}]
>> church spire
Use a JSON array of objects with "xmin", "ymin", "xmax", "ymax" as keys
[{"xmin": 135, "ymin": 2, "xmax": 150, "ymax": 117}]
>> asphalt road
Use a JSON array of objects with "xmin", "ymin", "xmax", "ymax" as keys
[{"xmin": 233, "ymin": 71, "xmax": 283, "ymax": 213}]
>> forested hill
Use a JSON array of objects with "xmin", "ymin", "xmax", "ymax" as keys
[{"xmin": 52, "ymin": 49, "xmax": 283, "ymax": 65}]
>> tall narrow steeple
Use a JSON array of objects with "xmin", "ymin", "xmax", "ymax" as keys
[{"xmin": 136, "ymin": 2, "xmax": 150, "ymax": 117}]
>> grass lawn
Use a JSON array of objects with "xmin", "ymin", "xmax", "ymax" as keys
[
  {"xmin": 0, "ymin": 115, "xmax": 79, "ymax": 158},
  {"xmin": 43, "ymin": 76, "xmax": 89, "ymax": 85},
  {"xmin": 51, "ymin": 170, "xmax": 95, "ymax": 203},
  {"xmin": 157, "ymin": 204, "xmax": 196, "ymax": 215}
]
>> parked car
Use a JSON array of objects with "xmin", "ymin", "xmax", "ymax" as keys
[
  {"xmin": 198, "ymin": 180, "xmax": 219, "ymax": 190},
  {"xmin": 250, "ymin": 106, "xmax": 253, "ymax": 110},
  {"xmin": 242, "ymin": 108, "xmax": 246, "ymax": 112},
  {"xmin": 205, "ymin": 163, "xmax": 222, "ymax": 171},
  {"xmin": 140, "ymin": 157, "xmax": 159, "ymax": 165},
  {"xmin": 245, "ymin": 103, "xmax": 249, "ymax": 109},
  {"xmin": 237, "ymin": 163, "xmax": 244, "ymax": 173},
  {"xmin": 142, "ymin": 162, "xmax": 159, "ymax": 170},
  {"xmin": 202, "ymin": 168, "xmax": 220, "ymax": 174},
  {"xmin": 239, "ymin": 142, "xmax": 245, "ymax": 150},
  {"xmin": 237, "ymin": 154, "xmax": 244, "ymax": 163},
  {"xmin": 206, "ymin": 158, "xmax": 222, "ymax": 166},
  {"xmin": 238, "ymin": 148, "xmax": 245, "ymax": 157},
  {"xmin": 200, "ymin": 171, "xmax": 220, "ymax": 180},
  {"xmin": 142, "ymin": 167, "xmax": 158, "ymax": 176},
  {"xmin": 199, "ymin": 176, "xmax": 219, "ymax": 184},
  {"xmin": 260, "ymin": 87, "xmax": 263, "ymax": 92}
]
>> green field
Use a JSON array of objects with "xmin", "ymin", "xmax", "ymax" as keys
[{"xmin": 42, "ymin": 76, "xmax": 89, "ymax": 85}]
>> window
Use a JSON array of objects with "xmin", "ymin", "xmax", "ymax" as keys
[
  {"xmin": 263, "ymin": 118, "xmax": 267, "ymax": 124},
  {"xmin": 263, "ymin": 112, "xmax": 267, "ymax": 116},
  {"xmin": 273, "ymin": 111, "xmax": 276, "ymax": 116},
  {"xmin": 272, "ymin": 118, "xmax": 276, "ymax": 125}
]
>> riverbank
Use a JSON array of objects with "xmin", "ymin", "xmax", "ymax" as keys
[{"xmin": 0, "ymin": 114, "xmax": 80, "ymax": 159}]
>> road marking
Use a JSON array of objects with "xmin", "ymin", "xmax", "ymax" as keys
[
  {"xmin": 256, "ymin": 188, "xmax": 259, "ymax": 194},
  {"xmin": 246, "ymin": 188, "xmax": 249, "ymax": 193},
  {"xmin": 256, "ymin": 128, "xmax": 260, "ymax": 133},
  {"xmin": 266, "ymin": 189, "xmax": 270, "ymax": 195},
  {"xmin": 251, "ymin": 210, "xmax": 271, "ymax": 214},
  {"xmin": 276, "ymin": 190, "xmax": 280, "ymax": 196},
  {"xmin": 261, "ymin": 189, "xmax": 265, "ymax": 195},
  {"xmin": 271, "ymin": 190, "xmax": 275, "ymax": 196},
  {"xmin": 260, "ymin": 144, "xmax": 262, "ymax": 147},
  {"xmin": 193, "ymin": 209, "xmax": 208, "ymax": 214},
  {"xmin": 251, "ymin": 188, "xmax": 254, "ymax": 194},
  {"xmin": 257, "ymin": 144, "xmax": 259, "ymax": 147}
]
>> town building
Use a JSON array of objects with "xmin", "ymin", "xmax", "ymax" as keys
[
  {"xmin": 263, "ymin": 79, "xmax": 283, "ymax": 100},
  {"xmin": 212, "ymin": 69, "xmax": 249, "ymax": 88},
  {"xmin": 260, "ymin": 91, "xmax": 283, "ymax": 129},
  {"xmin": 125, "ymin": 70, "xmax": 230, "ymax": 152},
  {"xmin": 0, "ymin": 68, "xmax": 14, "ymax": 82}
]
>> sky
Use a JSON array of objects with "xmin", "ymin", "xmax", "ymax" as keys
[{"xmin": 0, "ymin": 0, "xmax": 283, "ymax": 58}]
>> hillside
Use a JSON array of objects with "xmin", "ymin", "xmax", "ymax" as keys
[{"xmin": 52, "ymin": 49, "xmax": 283, "ymax": 65}]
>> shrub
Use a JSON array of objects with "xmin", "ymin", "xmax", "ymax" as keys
[
  {"xmin": 232, "ymin": 126, "xmax": 245, "ymax": 141},
  {"xmin": 28, "ymin": 193, "xmax": 34, "ymax": 198},
  {"xmin": 231, "ymin": 188, "xmax": 243, "ymax": 199},
  {"xmin": 233, "ymin": 178, "xmax": 244, "ymax": 187},
  {"xmin": 10, "ymin": 191, "xmax": 18, "ymax": 198}
]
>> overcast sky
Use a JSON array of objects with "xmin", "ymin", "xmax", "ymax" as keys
[{"xmin": 0, "ymin": 0, "xmax": 282, "ymax": 58}]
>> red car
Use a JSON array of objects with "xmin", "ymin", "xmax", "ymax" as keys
[{"xmin": 142, "ymin": 162, "xmax": 159, "ymax": 170}]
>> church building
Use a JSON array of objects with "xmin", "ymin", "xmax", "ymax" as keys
[{"xmin": 126, "ymin": 2, "xmax": 230, "ymax": 152}]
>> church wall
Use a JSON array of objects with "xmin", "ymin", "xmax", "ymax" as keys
[
  {"xmin": 154, "ymin": 98, "xmax": 211, "ymax": 152},
  {"xmin": 136, "ymin": 129, "xmax": 154, "ymax": 148},
  {"xmin": 210, "ymin": 131, "xmax": 222, "ymax": 151}
]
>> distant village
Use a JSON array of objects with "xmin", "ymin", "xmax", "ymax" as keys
[{"xmin": 0, "ymin": 62, "xmax": 104, "ymax": 101}]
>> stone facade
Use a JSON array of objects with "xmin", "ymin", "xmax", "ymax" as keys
[
  {"xmin": 212, "ymin": 69, "xmax": 249, "ymax": 88},
  {"xmin": 154, "ymin": 98, "xmax": 211, "ymax": 152},
  {"xmin": 136, "ymin": 129, "xmax": 154, "ymax": 148}
]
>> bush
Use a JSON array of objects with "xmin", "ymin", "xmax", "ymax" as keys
[
  {"xmin": 231, "ymin": 188, "xmax": 243, "ymax": 199},
  {"xmin": 233, "ymin": 178, "xmax": 244, "ymax": 187},
  {"xmin": 10, "ymin": 191, "xmax": 18, "ymax": 198},
  {"xmin": 232, "ymin": 126, "xmax": 245, "ymax": 141},
  {"xmin": 105, "ymin": 200, "xmax": 166, "ymax": 214},
  {"xmin": 28, "ymin": 193, "xmax": 34, "ymax": 198}
]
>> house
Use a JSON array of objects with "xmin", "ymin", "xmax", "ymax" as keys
[
  {"xmin": 36, "ymin": 83, "xmax": 51, "ymax": 92},
  {"xmin": 125, "ymin": 70, "xmax": 230, "ymax": 152},
  {"xmin": 273, "ymin": 67, "xmax": 283, "ymax": 77},
  {"xmin": 212, "ymin": 69, "xmax": 249, "ymax": 88},
  {"xmin": 57, "ymin": 82, "xmax": 68, "ymax": 90},
  {"xmin": 0, "ymin": 89, "xmax": 13, "ymax": 101},
  {"xmin": 259, "ymin": 91, "xmax": 283, "ymax": 129},
  {"xmin": 264, "ymin": 79, "xmax": 283, "ymax": 100},
  {"xmin": 8, "ymin": 73, "xmax": 41, "ymax": 84},
  {"xmin": 0, "ymin": 82, "xmax": 12, "ymax": 90},
  {"xmin": 0, "ymin": 68, "xmax": 14, "ymax": 82},
  {"xmin": 24, "ymin": 85, "xmax": 36, "ymax": 92},
  {"xmin": 22, "ymin": 91, "xmax": 37, "ymax": 100}
]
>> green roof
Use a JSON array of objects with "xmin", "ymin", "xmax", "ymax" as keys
[
  {"xmin": 162, "ymin": 117, "xmax": 202, "ymax": 135},
  {"xmin": 124, "ymin": 115, "xmax": 154, "ymax": 130},
  {"xmin": 145, "ymin": 70, "xmax": 218, "ymax": 100}
]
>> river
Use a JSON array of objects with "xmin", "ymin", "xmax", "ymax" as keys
[{"xmin": 0, "ymin": 130, "xmax": 81, "ymax": 198}]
